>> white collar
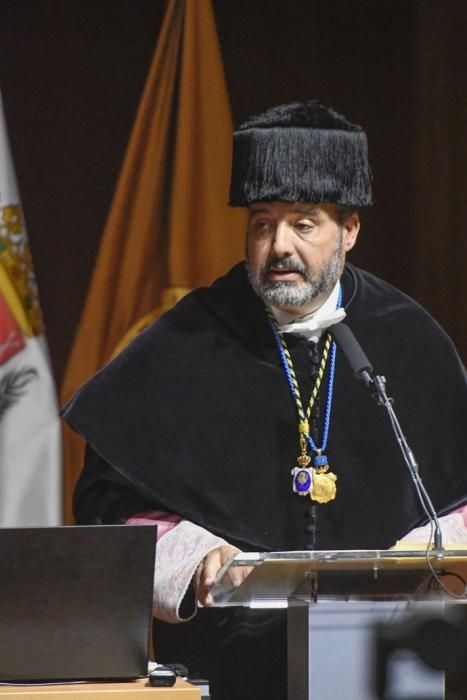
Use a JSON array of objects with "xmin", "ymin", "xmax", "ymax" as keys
[{"xmin": 269, "ymin": 281, "xmax": 346, "ymax": 343}]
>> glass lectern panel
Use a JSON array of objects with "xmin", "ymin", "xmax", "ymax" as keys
[{"xmin": 210, "ymin": 549, "xmax": 467, "ymax": 607}]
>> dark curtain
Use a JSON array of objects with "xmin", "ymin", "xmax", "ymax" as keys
[{"xmin": 412, "ymin": 0, "xmax": 467, "ymax": 359}]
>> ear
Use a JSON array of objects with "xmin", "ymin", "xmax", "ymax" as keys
[{"xmin": 342, "ymin": 212, "xmax": 360, "ymax": 252}]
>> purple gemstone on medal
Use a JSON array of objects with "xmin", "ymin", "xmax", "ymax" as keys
[{"xmin": 294, "ymin": 469, "xmax": 312, "ymax": 493}]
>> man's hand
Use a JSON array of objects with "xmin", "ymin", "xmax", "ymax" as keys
[{"xmin": 194, "ymin": 544, "xmax": 252, "ymax": 607}]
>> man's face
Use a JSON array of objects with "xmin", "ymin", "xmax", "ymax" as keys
[{"xmin": 246, "ymin": 201, "xmax": 359, "ymax": 314}]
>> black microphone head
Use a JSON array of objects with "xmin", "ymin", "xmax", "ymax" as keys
[{"xmin": 331, "ymin": 322, "xmax": 373, "ymax": 379}]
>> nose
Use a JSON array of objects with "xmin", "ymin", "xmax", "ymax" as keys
[{"xmin": 271, "ymin": 222, "xmax": 294, "ymax": 258}]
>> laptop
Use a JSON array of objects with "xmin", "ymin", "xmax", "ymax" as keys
[{"xmin": 0, "ymin": 524, "xmax": 156, "ymax": 683}]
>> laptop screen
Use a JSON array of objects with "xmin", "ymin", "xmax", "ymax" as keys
[{"xmin": 0, "ymin": 525, "xmax": 156, "ymax": 682}]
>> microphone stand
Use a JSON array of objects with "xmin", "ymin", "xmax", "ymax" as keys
[
  {"xmin": 360, "ymin": 368, "xmax": 444, "ymax": 553},
  {"xmin": 330, "ymin": 322, "xmax": 444, "ymax": 554}
]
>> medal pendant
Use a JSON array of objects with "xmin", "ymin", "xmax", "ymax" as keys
[
  {"xmin": 291, "ymin": 454, "xmax": 313, "ymax": 496},
  {"xmin": 309, "ymin": 453, "xmax": 337, "ymax": 503},
  {"xmin": 291, "ymin": 466, "xmax": 313, "ymax": 495},
  {"xmin": 310, "ymin": 468, "xmax": 337, "ymax": 503}
]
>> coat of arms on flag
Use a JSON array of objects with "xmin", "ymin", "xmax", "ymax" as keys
[{"xmin": 0, "ymin": 89, "xmax": 62, "ymax": 525}]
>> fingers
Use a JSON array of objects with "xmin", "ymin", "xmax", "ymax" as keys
[
  {"xmin": 202, "ymin": 548, "xmax": 224, "ymax": 587},
  {"xmin": 195, "ymin": 544, "xmax": 241, "ymax": 607},
  {"xmin": 198, "ymin": 589, "xmax": 214, "ymax": 607},
  {"xmin": 231, "ymin": 564, "xmax": 253, "ymax": 587}
]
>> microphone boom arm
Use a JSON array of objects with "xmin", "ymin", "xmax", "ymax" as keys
[
  {"xmin": 368, "ymin": 372, "xmax": 443, "ymax": 551},
  {"xmin": 331, "ymin": 322, "xmax": 443, "ymax": 552}
]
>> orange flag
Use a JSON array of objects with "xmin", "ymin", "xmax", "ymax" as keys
[{"xmin": 61, "ymin": 0, "xmax": 245, "ymax": 520}]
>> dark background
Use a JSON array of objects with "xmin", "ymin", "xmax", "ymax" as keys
[{"xmin": 1, "ymin": 0, "xmax": 466, "ymax": 385}]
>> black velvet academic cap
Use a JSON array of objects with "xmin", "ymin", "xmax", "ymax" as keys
[{"xmin": 229, "ymin": 100, "xmax": 372, "ymax": 208}]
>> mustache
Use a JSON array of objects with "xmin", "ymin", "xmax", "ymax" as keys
[{"xmin": 261, "ymin": 256, "xmax": 308, "ymax": 276}]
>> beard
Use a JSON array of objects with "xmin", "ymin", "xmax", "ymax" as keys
[{"xmin": 247, "ymin": 230, "xmax": 343, "ymax": 309}]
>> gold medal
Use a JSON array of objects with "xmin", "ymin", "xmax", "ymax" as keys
[{"xmin": 310, "ymin": 468, "xmax": 337, "ymax": 503}]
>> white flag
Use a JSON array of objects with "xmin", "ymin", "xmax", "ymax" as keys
[{"xmin": 0, "ymin": 90, "xmax": 61, "ymax": 525}]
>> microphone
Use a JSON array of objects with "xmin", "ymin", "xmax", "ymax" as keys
[
  {"xmin": 330, "ymin": 322, "xmax": 443, "ymax": 552},
  {"xmin": 330, "ymin": 321, "xmax": 373, "ymax": 386}
]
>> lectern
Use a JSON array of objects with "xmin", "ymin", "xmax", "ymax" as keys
[{"xmin": 210, "ymin": 549, "xmax": 467, "ymax": 700}]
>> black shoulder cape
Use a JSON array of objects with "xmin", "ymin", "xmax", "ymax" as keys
[{"xmin": 62, "ymin": 263, "xmax": 467, "ymax": 551}]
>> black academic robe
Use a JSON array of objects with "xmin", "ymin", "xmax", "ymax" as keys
[{"xmin": 62, "ymin": 262, "xmax": 467, "ymax": 699}]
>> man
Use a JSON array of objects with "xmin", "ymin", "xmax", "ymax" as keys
[{"xmin": 62, "ymin": 101, "xmax": 467, "ymax": 699}]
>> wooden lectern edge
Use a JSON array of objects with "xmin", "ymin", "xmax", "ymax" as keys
[{"xmin": 0, "ymin": 679, "xmax": 201, "ymax": 698}]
